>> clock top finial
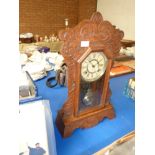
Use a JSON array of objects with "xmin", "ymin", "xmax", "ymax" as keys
[{"xmin": 90, "ymin": 12, "xmax": 104, "ymax": 23}]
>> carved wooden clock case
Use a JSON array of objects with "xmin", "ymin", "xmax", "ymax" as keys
[{"xmin": 56, "ymin": 12, "xmax": 124, "ymax": 138}]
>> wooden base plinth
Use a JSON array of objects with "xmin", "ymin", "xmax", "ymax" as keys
[{"xmin": 56, "ymin": 104, "xmax": 115, "ymax": 138}]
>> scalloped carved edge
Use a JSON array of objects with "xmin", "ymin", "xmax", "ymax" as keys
[
  {"xmin": 59, "ymin": 12, "xmax": 124, "ymax": 59},
  {"xmin": 56, "ymin": 104, "xmax": 115, "ymax": 138}
]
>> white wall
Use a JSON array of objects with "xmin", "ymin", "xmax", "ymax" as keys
[{"xmin": 97, "ymin": 0, "xmax": 135, "ymax": 40}]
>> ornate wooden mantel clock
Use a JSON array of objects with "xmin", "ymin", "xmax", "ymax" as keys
[{"xmin": 56, "ymin": 12, "xmax": 124, "ymax": 138}]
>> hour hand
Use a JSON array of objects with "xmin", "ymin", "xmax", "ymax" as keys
[{"xmin": 91, "ymin": 60, "xmax": 97, "ymax": 66}]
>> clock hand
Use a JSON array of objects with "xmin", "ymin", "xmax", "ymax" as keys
[{"xmin": 90, "ymin": 60, "xmax": 97, "ymax": 67}]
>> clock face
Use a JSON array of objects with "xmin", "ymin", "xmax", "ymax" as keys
[{"xmin": 81, "ymin": 52, "xmax": 107, "ymax": 82}]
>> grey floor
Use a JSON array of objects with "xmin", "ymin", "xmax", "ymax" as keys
[{"xmin": 109, "ymin": 137, "xmax": 135, "ymax": 155}]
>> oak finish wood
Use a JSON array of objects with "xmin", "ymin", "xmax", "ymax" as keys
[{"xmin": 56, "ymin": 12, "xmax": 124, "ymax": 138}]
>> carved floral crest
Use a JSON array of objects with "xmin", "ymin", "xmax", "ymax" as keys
[{"xmin": 59, "ymin": 12, "xmax": 124, "ymax": 60}]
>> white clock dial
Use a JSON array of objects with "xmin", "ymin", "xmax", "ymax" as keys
[{"xmin": 81, "ymin": 52, "xmax": 107, "ymax": 82}]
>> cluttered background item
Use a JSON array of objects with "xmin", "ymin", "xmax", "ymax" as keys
[{"xmin": 124, "ymin": 77, "xmax": 135, "ymax": 100}]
